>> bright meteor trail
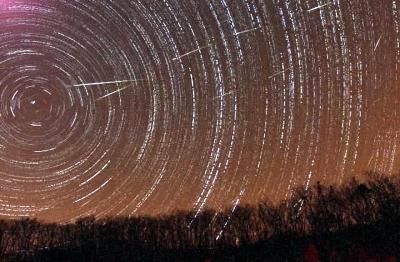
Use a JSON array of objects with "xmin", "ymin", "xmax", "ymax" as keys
[{"xmin": 68, "ymin": 79, "xmax": 146, "ymax": 88}]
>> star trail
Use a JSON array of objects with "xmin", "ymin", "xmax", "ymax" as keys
[{"xmin": 0, "ymin": 0, "xmax": 399, "ymax": 222}]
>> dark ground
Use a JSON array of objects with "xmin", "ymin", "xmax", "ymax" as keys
[{"xmin": 1, "ymin": 172, "xmax": 400, "ymax": 261}]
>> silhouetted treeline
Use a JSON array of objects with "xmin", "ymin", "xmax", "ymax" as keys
[{"xmin": 1, "ymin": 172, "xmax": 400, "ymax": 261}]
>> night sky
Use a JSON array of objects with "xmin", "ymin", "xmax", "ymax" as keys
[{"xmin": 0, "ymin": 0, "xmax": 399, "ymax": 222}]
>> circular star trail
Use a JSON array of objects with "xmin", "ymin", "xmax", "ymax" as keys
[{"xmin": 0, "ymin": 0, "xmax": 399, "ymax": 222}]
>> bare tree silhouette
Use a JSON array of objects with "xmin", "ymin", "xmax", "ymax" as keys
[{"xmin": 1, "ymin": 173, "xmax": 400, "ymax": 261}]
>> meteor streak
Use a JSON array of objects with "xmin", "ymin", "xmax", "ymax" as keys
[
  {"xmin": 307, "ymin": 2, "xmax": 332, "ymax": 13},
  {"xmin": 268, "ymin": 66, "xmax": 293, "ymax": 79},
  {"xmin": 68, "ymin": 79, "xmax": 146, "ymax": 88},
  {"xmin": 213, "ymin": 90, "xmax": 237, "ymax": 100},
  {"xmin": 374, "ymin": 34, "xmax": 383, "ymax": 52},
  {"xmin": 172, "ymin": 45, "xmax": 211, "ymax": 61},
  {"xmin": 96, "ymin": 85, "xmax": 130, "ymax": 101},
  {"xmin": 234, "ymin": 27, "xmax": 262, "ymax": 36}
]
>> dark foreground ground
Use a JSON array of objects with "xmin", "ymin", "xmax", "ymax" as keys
[{"xmin": 1, "ymin": 172, "xmax": 400, "ymax": 261}]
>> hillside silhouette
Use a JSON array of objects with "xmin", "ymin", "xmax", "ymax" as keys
[{"xmin": 1, "ymin": 172, "xmax": 400, "ymax": 261}]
